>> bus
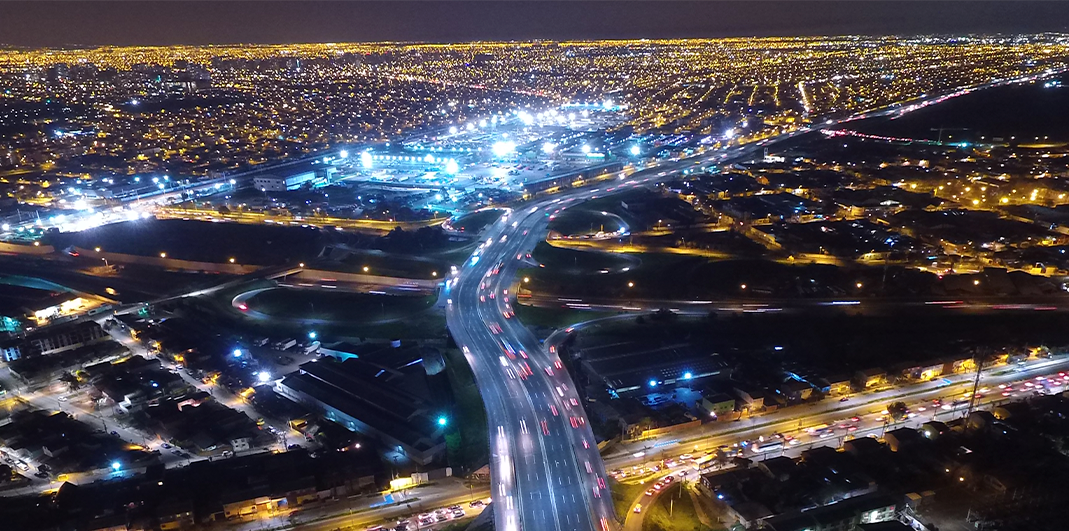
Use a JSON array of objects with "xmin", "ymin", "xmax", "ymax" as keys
[{"xmin": 751, "ymin": 441, "xmax": 784, "ymax": 454}]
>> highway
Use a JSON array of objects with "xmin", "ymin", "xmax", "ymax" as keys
[
  {"xmin": 522, "ymin": 294, "xmax": 1069, "ymax": 316},
  {"xmin": 444, "ymin": 132, "xmax": 812, "ymax": 531},
  {"xmin": 601, "ymin": 355, "xmax": 1069, "ymax": 474},
  {"xmin": 440, "ymin": 72, "xmax": 1066, "ymax": 531}
]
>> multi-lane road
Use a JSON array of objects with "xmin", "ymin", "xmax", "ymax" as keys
[
  {"xmin": 441, "ymin": 71, "xmax": 1068, "ymax": 531},
  {"xmin": 445, "ymin": 134, "xmax": 807, "ymax": 531}
]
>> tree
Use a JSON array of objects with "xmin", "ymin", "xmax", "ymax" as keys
[{"xmin": 887, "ymin": 401, "xmax": 909, "ymax": 422}]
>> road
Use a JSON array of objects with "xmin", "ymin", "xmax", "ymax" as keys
[
  {"xmin": 600, "ymin": 355, "xmax": 1069, "ymax": 474},
  {"xmin": 444, "ymin": 128, "xmax": 821, "ymax": 531},
  {"xmin": 522, "ymin": 294, "xmax": 1069, "ymax": 316},
  {"xmin": 441, "ymin": 71, "xmax": 1069, "ymax": 531}
]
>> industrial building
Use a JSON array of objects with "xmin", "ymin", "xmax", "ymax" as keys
[
  {"xmin": 252, "ymin": 164, "xmax": 338, "ymax": 192},
  {"xmin": 275, "ymin": 347, "xmax": 449, "ymax": 465}
]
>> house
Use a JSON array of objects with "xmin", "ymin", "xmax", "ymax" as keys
[
  {"xmin": 726, "ymin": 501, "xmax": 774, "ymax": 529},
  {"xmin": 884, "ymin": 428, "xmax": 923, "ymax": 452},
  {"xmin": 966, "ymin": 411, "xmax": 996, "ymax": 431},
  {"xmin": 919, "ymin": 421, "xmax": 949, "ymax": 440},
  {"xmin": 854, "ymin": 368, "xmax": 887, "ymax": 389},
  {"xmin": 844, "ymin": 437, "xmax": 884, "ymax": 458},
  {"xmin": 763, "ymin": 492, "xmax": 898, "ymax": 531},
  {"xmin": 157, "ymin": 499, "xmax": 195, "ymax": 530},
  {"xmin": 221, "ymin": 491, "xmax": 286, "ymax": 520},
  {"xmin": 733, "ymin": 386, "xmax": 765, "ymax": 411},
  {"xmin": 943, "ymin": 356, "xmax": 977, "ymax": 375},
  {"xmin": 700, "ymin": 393, "xmax": 736, "ymax": 419},
  {"xmin": 758, "ymin": 456, "xmax": 796, "ymax": 482},
  {"xmin": 780, "ymin": 380, "xmax": 813, "ymax": 402},
  {"xmin": 824, "ymin": 374, "xmax": 852, "ymax": 396},
  {"xmin": 897, "ymin": 361, "xmax": 944, "ymax": 382}
]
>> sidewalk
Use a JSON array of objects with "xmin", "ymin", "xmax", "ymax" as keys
[{"xmin": 686, "ymin": 483, "xmax": 723, "ymax": 530}]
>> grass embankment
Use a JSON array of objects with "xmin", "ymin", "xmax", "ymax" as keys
[
  {"xmin": 548, "ymin": 209, "xmax": 630, "ymax": 237},
  {"xmin": 610, "ymin": 478, "xmax": 649, "ymax": 521},
  {"xmin": 643, "ymin": 484, "xmax": 717, "ymax": 531},
  {"xmin": 513, "ymin": 303, "xmax": 618, "ymax": 330},
  {"xmin": 452, "ymin": 209, "xmax": 505, "ymax": 234},
  {"xmin": 316, "ymin": 251, "xmax": 453, "ymax": 280},
  {"xmin": 195, "ymin": 280, "xmax": 447, "ymax": 340},
  {"xmin": 530, "ymin": 241, "xmax": 636, "ymax": 273},
  {"xmin": 246, "ymin": 288, "xmax": 436, "ymax": 322},
  {"xmin": 443, "ymin": 347, "xmax": 489, "ymax": 473}
]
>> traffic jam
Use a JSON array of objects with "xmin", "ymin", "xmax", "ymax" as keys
[{"xmin": 609, "ymin": 365, "xmax": 1069, "ymax": 491}]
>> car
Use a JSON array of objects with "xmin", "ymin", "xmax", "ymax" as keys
[
  {"xmin": 34, "ymin": 471, "xmax": 49, "ymax": 479},
  {"xmin": 110, "ymin": 431, "xmax": 120, "ymax": 437},
  {"xmin": 645, "ymin": 489, "xmax": 654, "ymax": 497},
  {"xmin": 171, "ymin": 449, "xmax": 183, "ymax": 455},
  {"xmin": 633, "ymin": 504, "xmax": 642, "ymax": 513},
  {"xmin": 161, "ymin": 443, "xmax": 172, "ymax": 449},
  {"xmin": 469, "ymin": 500, "xmax": 485, "ymax": 508},
  {"xmin": 839, "ymin": 397, "xmax": 849, "ymax": 402},
  {"xmin": 57, "ymin": 396, "xmax": 68, "ymax": 402}
]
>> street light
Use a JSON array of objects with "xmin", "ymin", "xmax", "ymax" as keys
[
  {"xmin": 233, "ymin": 349, "xmax": 242, "ymax": 358},
  {"xmin": 437, "ymin": 416, "xmax": 448, "ymax": 427},
  {"xmin": 111, "ymin": 462, "xmax": 121, "ymax": 471},
  {"xmin": 308, "ymin": 331, "xmax": 317, "ymax": 340}
]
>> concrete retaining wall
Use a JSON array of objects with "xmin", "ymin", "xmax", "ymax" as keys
[
  {"xmin": 74, "ymin": 247, "xmax": 261, "ymax": 275},
  {"xmin": 0, "ymin": 241, "xmax": 55, "ymax": 255}
]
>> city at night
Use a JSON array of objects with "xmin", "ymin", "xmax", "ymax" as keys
[{"xmin": 3, "ymin": 2, "xmax": 1069, "ymax": 531}]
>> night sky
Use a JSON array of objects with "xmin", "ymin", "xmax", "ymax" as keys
[{"xmin": 4, "ymin": 1, "xmax": 1069, "ymax": 47}]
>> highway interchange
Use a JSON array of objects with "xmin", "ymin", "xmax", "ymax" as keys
[
  {"xmin": 445, "ymin": 132, "xmax": 817, "ymax": 531},
  {"xmin": 440, "ymin": 70, "xmax": 1066, "ymax": 531}
]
